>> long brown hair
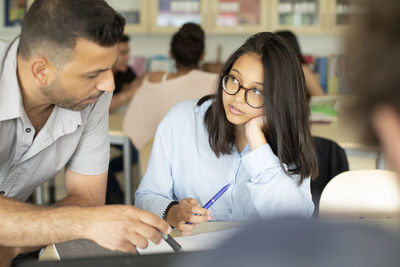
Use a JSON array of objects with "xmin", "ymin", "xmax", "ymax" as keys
[{"xmin": 198, "ymin": 32, "xmax": 318, "ymax": 183}]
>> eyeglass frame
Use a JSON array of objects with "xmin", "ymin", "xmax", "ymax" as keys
[{"xmin": 221, "ymin": 74, "xmax": 264, "ymax": 108}]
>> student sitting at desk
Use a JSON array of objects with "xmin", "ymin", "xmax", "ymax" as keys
[
  {"xmin": 109, "ymin": 34, "xmax": 145, "ymax": 113},
  {"xmin": 275, "ymin": 30, "xmax": 325, "ymax": 97},
  {"xmin": 135, "ymin": 32, "xmax": 318, "ymax": 236},
  {"xmin": 173, "ymin": 2, "xmax": 400, "ymax": 266},
  {"xmin": 107, "ymin": 34, "xmax": 144, "ymax": 204},
  {"xmin": 123, "ymin": 23, "xmax": 218, "ymax": 151}
]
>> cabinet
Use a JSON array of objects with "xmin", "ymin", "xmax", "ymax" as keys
[
  {"xmin": 149, "ymin": 0, "xmax": 205, "ymax": 33},
  {"xmin": 328, "ymin": 0, "xmax": 353, "ymax": 33},
  {"xmin": 270, "ymin": 0, "xmax": 329, "ymax": 34},
  {"xmin": 106, "ymin": 0, "xmax": 149, "ymax": 33},
  {"xmin": 108, "ymin": 0, "xmax": 353, "ymax": 35},
  {"xmin": 207, "ymin": 0, "xmax": 269, "ymax": 34}
]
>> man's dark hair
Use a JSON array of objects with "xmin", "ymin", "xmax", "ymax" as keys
[
  {"xmin": 170, "ymin": 23, "xmax": 205, "ymax": 68},
  {"xmin": 19, "ymin": 0, "xmax": 125, "ymax": 61},
  {"xmin": 348, "ymin": 0, "xmax": 400, "ymax": 145},
  {"xmin": 198, "ymin": 32, "xmax": 318, "ymax": 183}
]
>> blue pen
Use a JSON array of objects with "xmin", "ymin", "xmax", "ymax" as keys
[
  {"xmin": 187, "ymin": 184, "xmax": 231, "ymax": 224},
  {"xmin": 203, "ymin": 183, "xmax": 231, "ymax": 209}
]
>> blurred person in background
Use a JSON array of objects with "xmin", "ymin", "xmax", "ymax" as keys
[
  {"xmin": 347, "ymin": 0, "xmax": 400, "ymax": 175},
  {"xmin": 276, "ymin": 30, "xmax": 325, "ymax": 97},
  {"xmin": 109, "ymin": 34, "xmax": 145, "ymax": 112},
  {"xmin": 106, "ymin": 35, "xmax": 144, "ymax": 204},
  {"xmin": 123, "ymin": 23, "xmax": 218, "ymax": 151}
]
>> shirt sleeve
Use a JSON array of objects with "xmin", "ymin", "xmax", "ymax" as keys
[
  {"xmin": 242, "ymin": 144, "xmax": 314, "ymax": 218},
  {"xmin": 135, "ymin": 112, "xmax": 176, "ymax": 218},
  {"xmin": 66, "ymin": 93, "xmax": 111, "ymax": 175}
]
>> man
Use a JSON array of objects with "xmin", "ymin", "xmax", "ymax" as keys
[
  {"xmin": 0, "ymin": 0, "xmax": 170, "ymax": 265},
  {"xmin": 107, "ymin": 35, "xmax": 143, "ymax": 204},
  {"xmin": 109, "ymin": 34, "xmax": 144, "ymax": 112},
  {"xmin": 347, "ymin": 0, "xmax": 400, "ymax": 175}
]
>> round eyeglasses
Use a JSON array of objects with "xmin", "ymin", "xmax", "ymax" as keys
[{"xmin": 222, "ymin": 75, "xmax": 264, "ymax": 108}]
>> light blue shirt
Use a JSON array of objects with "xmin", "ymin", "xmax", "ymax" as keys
[{"xmin": 135, "ymin": 99, "xmax": 314, "ymax": 221}]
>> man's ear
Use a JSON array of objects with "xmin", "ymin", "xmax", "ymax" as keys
[
  {"xmin": 372, "ymin": 106, "xmax": 400, "ymax": 174},
  {"xmin": 31, "ymin": 57, "xmax": 55, "ymax": 86}
]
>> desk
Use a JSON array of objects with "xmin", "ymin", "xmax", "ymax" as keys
[
  {"xmin": 39, "ymin": 222, "xmax": 240, "ymax": 260},
  {"xmin": 109, "ymin": 113, "xmax": 132, "ymax": 204},
  {"xmin": 39, "ymin": 219, "xmax": 400, "ymax": 261},
  {"xmin": 311, "ymin": 121, "xmax": 384, "ymax": 169},
  {"xmin": 310, "ymin": 96, "xmax": 384, "ymax": 169}
]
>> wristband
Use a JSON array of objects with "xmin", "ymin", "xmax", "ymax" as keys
[{"xmin": 162, "ymin": 200, "xmax": 179, "ymax": 221}]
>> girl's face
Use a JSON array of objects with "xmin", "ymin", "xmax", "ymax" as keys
[{"xmin": 222, "ymin": 52, "xmax": 265, "ymax": 126}]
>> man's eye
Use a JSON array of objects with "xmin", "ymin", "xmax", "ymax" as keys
[{"xmin": 87, "ymin": 74, "xmax": 98, "ymax": 79}]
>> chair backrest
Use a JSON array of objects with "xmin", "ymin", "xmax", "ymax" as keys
[
  {"xmin": 319, "ymin": 170, "xmax": 400, "ymax": 219},
  {"xmin": 139, "ymin": 138, "xmax": 154, "ymax": 179},
  {"xmin": 311, "ymin": 136, "xmax": 349, "ymax": 217}
]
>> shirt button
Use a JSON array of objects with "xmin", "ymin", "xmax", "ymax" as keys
[
  {"xmin": 25, "ymin": 128, "xmax": 31, "ymax": 133},
  {"xmin": 0, "ymin": 191, "xmax": 5, "ymax": 195}
]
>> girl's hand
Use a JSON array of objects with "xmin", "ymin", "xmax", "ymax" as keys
[
  {"xmin": 166, "ymin": 198, "xmax": 212, "ymax": 236},
  {"xmin": 245, "ymin": 116, "xmax": 267, "ymax": 151}
]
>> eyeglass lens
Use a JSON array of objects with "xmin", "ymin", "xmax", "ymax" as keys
[{"xmin": 223, "ymin": 75, "xmax": 264, "ymax": 108}]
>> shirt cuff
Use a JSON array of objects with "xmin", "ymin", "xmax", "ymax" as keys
[{"xmin": 242, "ymin": 144, "xmax": 282, "ymax": 183}]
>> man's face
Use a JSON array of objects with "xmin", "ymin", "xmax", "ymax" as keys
[
  {"xmin": 41, "ymin": 38, "xmax": 118, "ymax": 111},
  {"xmin": 113, "ymin": 41, "xmax": 130, "ymax": 73}
]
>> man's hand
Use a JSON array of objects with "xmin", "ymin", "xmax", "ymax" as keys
[
  {"xmin": 85, "ymin": 205, "xmax": 171, "ymax": 252},
  {"xmin": 0, "ymin": 245, "xmax": 43, "ymax": 266},
  {"xmin": 0, "ymin": 246, "xmax": 22, "ymax": 267},
  {"xmin": 166, "ymin": 198, "xmax": 212, "ymax": 236},
  {"xmin": 0, "ymin": 246, "xmax": 16, "ymax": 267}
]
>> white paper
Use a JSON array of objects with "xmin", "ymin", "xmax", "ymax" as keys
[{"xmin": 137, "ymin": 228, "xmax": 240, "ymax": 255}]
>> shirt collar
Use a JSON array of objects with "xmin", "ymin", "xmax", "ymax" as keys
[{"xmin": 0, "ymin": 37, "xmax": 24, "ymax": 122}]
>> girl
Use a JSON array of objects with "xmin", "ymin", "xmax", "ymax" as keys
[{"xmin": 135, "ymin": 32, "xmax": 318, "ymax": 236}]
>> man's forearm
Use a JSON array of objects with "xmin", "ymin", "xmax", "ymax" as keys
[
  {"xmin": 0, "ymin": 196, "xmax": 90, "ymax": 247},
  {"xmin": 55, "ymin": 193, "xmax": 104, "ymax": 207}
]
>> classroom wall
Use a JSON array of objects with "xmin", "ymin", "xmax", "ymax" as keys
[
  {"xmin": 127, "ymin": 33, "xmax": 343, "ymax": 63},
  {"xmin": 0, "ymin": 27, "xmax": 343, "ymax": 65},
  {"xmin": 0, "ymin": 0, "xmax": 343, "ymax": 62}
]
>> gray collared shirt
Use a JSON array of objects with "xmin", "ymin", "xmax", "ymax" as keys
[{"xmin": 0, "ymin": 38, "xmax": 111, "ymax": 201}]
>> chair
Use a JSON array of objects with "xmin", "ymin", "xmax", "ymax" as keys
[
  {"xmin": 319, "ymin": 170, "xmax": 400, "ymax": 219},
  {"xmin": 311, "ymin": 136, "xmax": 349, "ymax": 217},
  {"xmin": 139, "ymin": 138, "xmax": 154, "ymax": 179}
]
